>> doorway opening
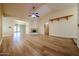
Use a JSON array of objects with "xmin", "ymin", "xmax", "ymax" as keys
[{"xmin": 44, "ymin": 23, "xmax": 49, "ymax": 35}]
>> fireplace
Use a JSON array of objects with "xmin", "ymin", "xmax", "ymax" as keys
[
  {"xmin": 31, "ymin": 28, "xmax": 38, "ymax": 33},
  {"xmin": 32, "ymin": 29, "xmax": 36, "ymax": 33}
]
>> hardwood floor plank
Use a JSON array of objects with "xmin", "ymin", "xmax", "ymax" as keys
[{"xmin": 0, "ymin": 34, "xmax": 79, "ymax": 56}]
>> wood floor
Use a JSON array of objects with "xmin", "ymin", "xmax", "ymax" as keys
[{"xmin": 0, "ymin": 33, "xmax": 79, "ymax": 56}]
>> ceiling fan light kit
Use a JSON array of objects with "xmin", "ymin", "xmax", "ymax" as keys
[{"xmin": 28, "ymin": 6, "xmax": 40, "ymax": 18}]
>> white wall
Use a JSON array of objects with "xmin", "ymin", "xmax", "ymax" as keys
[
  {"xmin": 2, "ymin": 17, "xmax": 15, "ymax": 37},
  {"xmin": 39, "ymin": 7, "xmax": 77, "ymax": 38},
  {"xmin": 25, "ymin": 22, "xmax": 30, "ymax": 34},
  {"xmin": 2, "ymin": 17, "xmax": 30, "ymax": 36},
  {"xmin": 77, "ymin": 4, "xmax": 79, "ymax": 48}
]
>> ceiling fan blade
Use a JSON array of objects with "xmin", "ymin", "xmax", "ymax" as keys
[
  {"xmin": 36, "ymin": 15, "xmax": 40, "ymax": 17},
  {"xmin": 36, "ymin": 13, "xmax": 38, "ymax": 14}
]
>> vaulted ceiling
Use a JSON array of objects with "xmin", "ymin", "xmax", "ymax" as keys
[
  {"xmin": 2, "ymin": 3, "xmax": 43, "ymax": 18},
  {"xmin": 2, "ymin": 3, "xmax": 76, "ymax": 20}
]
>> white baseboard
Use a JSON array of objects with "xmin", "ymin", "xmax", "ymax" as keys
[{"xmin": 49, "ymin": 34, "xmax": 77, "ymax": 39}]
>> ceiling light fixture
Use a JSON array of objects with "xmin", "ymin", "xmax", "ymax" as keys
[{"xmin": 28, "ymin": 6, "xmax": 40, "ymax": 18}]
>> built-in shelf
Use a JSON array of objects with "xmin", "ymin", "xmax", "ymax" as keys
[{"xmin": 50, "ymin": 15, "xmax": 73, "ymax": 21}]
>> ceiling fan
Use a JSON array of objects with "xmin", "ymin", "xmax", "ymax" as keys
[{"xmin": 28, "ymin": 6, "xmax": 40, "ymax": 18}]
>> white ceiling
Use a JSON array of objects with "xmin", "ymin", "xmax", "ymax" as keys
[
  {"xmin": 2, "ymin": 3, "xmax": 76, "ymax": 19},
  {"xmin": 36, "ymin": 3, "xmax": 76, "ymax": 18},
  {"xmin": 46, "ymin": 3, "xmax": 76, "ymax": 10}
]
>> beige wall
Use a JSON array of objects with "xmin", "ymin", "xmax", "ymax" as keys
[{"xmin": 39, "ymin": 6, "xmax": 77, "ymax": 38}]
